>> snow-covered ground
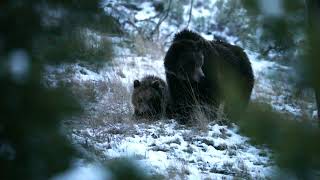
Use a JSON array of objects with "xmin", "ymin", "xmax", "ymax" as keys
[
  {"xmin": 49, "ymin": 46, "xmax": 278, "ymax": 179},
  {"xmin": 47, "ymin": 0, "xmax": 317, "ymax": 179},
  {"xmin": 49, "ymin": 50, "xmax": 280, "ymax": 179},
  {"xmin": 70, "ymin": 120, "xmax": 275, "ymax": 179}
]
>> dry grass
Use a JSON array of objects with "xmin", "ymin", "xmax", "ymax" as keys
[
  {"xmin": 47, "ymin": 65, "xmax": 135, "ymax": 131},
  {"xmin": 131, "ymin": 35, "xmax": 164, "ymax": 58},
  {"xmin": 189, "ymin": 103, "xmax": 230, "ymax": 131},
  {"xmin": 79, "ymin": 78, "xmax": 134, "ymax": 129},
  {"xmin": 167, "ymin": 161, "xmax": 190, "ymax": 180}
]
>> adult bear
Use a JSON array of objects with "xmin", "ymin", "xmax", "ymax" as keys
[{"xmin": 164, "ymin": 29, "xmax": 254, "ymax": 122}]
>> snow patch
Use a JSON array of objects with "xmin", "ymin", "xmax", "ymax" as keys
[
  {"xmin": 72, "ymin": 121, "xmax": 275, "ymax": 179},
  {"xmin": 8, "ymin": 49, "xmax": 30, "ymax": 83},
  {"xmin": 135, "ymin": 2, "xmax": 156, "ymax": 21},
  {"xmin": 258, "ymin": 0, "xmax": 284, "ymax": 17},
  {"xmin": 53, "ymin": 161, "xmax": 110, "ymax": 180}
]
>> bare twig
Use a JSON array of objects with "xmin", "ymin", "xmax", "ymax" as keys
[
  {"xmin": 150, "ymin": 0, "xmax": 173, "ymax": 39},
  {"xmin": 104, "ymin": 1, "xmax": 173, "ymax": 41},
  {"xmin": 123, "ymin": 20, "xmax": 143, "ymax": 34},
  {"xmin": 138, "ymin": 13, "xmax": 162, "ymax": 22},
  {"xmin": 186, "ymin": 0, "xmax": 194, "ymax": 28}
]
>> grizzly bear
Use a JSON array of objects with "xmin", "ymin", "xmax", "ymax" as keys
[
  {"xmin": 164, "ymin": 29, "xmax": 254, "ymax": 122},
  {"xmin": 131, "ymin": 75, "xmax": 169, "ymax": 119}
]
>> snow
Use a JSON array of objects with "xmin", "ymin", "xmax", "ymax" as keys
[
  {"xmin": 72, "ymin": 66, "xmax": 103, "ymax": 82},
  {"xmin": 72, "ymin": 120, "xmax": 275, "ymax": 179},
  {"xmin": 258, "ymin": 0, "xmax": 284, "ymax": 17},
  {"xmin": 191, "ymin": 7, "xmax": 212, "ymax": 18},
  {"xmin": 8, "ymin": 49, "xmax": 30, "ymax": 83},
  {"xmin": 248, "ymin": 52, "xmax": 276, "ymax": 74},
  {"xmin": 104, "ymin": 55, "xmax": 165, "ymax": 90},
  {"xmin": 313, "ymin": 110, "xmax": 318, "ymax": 119},
  {"xmin": 135, "ymin": 2, "xmax": 156, "ymax": 21},
  {"xmin": 53, "ymin": 161, "xmax": 110, "ymax": 180}
]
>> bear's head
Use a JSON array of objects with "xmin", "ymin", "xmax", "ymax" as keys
[
  {"xmin": 132, "ymin": 79, "xmax": 163, "ymax": 118},
  {"xmin": 164, "ymin": 40, "xmax": 205, "ymax": 83}
]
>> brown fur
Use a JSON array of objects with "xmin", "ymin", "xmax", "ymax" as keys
[
  {"xmin": 131, "ymin": 75, "xmax": 168, "ymax": 119},
  {"xmin": 164, "ymin": 29, "xmax": 254, "ymax": 122}
]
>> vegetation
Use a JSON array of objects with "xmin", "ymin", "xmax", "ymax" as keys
[
  {"xmin": 215, "ymin": 0, "xmax": 304, "ymax": 65},
  {"xmin": 235, "ymin": 0, "xmax": 320, "ymax": 178},
  {"xmin": 32, "ymin": 0, "xmax": 120, "ymax": 68},
  {"xmin": 0, "ymin": 0, "xmax": 150, "ymax": 179}
]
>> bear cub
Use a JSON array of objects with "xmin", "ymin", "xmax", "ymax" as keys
[{"xmin": 131, "ymin": 75, "xmax": 169, "ymax": 119}]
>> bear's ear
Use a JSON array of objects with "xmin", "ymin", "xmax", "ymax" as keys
[
  {"xmin": 134, "ymin": 80, "xmax": 140, "ymax": 88},
  {"xmin": 152, "ymin": 80, "xmax": 160, "ymax": 89}
]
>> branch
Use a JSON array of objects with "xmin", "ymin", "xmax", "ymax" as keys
[
  {"xmin": 150, "ymin": 0, "xmax": 173, "ymax": 38},
  {"xmin": 186, "ymin": 0, "xmax": 194, "ymax": 28},
  {"xmin": 138, "ymin": 13, "xmax": 162, "ymax": 22}
]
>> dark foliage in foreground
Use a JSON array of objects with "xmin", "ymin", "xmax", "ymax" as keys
[
  {"xmin": 0, "ymin": 1, "xmax": 150, "ymax": 180},
  {"xmin": 239, "ymin": 0, "xmax": 320, "ymax": 178}
]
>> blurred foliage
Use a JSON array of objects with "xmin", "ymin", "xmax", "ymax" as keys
[
  {"xmin": 33, "ymin": 28, "xmax": 113, "ymax": 66},
  {"xmin": 303, "ymin": 0, "xmax": 320, "ymax": 118},
  {"xmin": 215, "ymin": 0, "xmax": 304, "ymax": 65},
  {"xmin": 0, "ymin": 0, "xmax": 150, "ymax": 179},
  {"xmin": 0, "ymin": 1, "xmax": 81, "ymax": 179},
  {"xmin": 31, "ymin": 0, "xmax": 120, "ymax": 66},
  {"xmin": 106, "ymin": 159, "xmax": 163, "ymax": 180},
  {"xmin": 241, "ymin": 102, "xmax": 320, "ymax": 178},
  {"xmin": 235, "ymin": 0, "xmax": 320, "ymax": 178}
]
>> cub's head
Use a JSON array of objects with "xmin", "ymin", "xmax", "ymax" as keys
[
  {"xmin": 164, "ymin": 40, "xmax": 205, "ymax": 83},
  {"xmin": 132, "ymin": 79, "xmax": 163, "ymax": 118}
]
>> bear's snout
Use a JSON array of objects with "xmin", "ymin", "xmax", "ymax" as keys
[{"xmin": 193, "ymin": 67, "xmax": 205, "ymax": 82}]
